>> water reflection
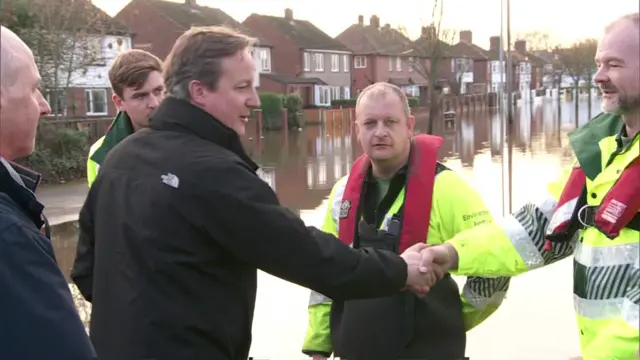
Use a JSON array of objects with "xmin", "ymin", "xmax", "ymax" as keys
[{"xmin": 51, "ymin": 98, "xmax": 601, "ymax": 360}]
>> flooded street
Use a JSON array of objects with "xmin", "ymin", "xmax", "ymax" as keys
[{"xmin": 50, "ymin": 97, "xmax": 600, "ymax": 360}]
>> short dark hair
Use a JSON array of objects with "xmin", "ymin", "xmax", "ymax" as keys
[
  {"xmin": 109, "ymin": 49, "xmax": 163, "ymax": 98},
  {"xmin": 163, "ymin": 26, "xmax": 256, "ymax": 100}
]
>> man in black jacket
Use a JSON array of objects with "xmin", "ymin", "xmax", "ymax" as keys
[
  {"xmin": 71, "ymin": 25, "xmax": 442, "ymax": 360},
  {"xmin": 0, "ymin": 26, "xmax": 97, "ymax": 360}
]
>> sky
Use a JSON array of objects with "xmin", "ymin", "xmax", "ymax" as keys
[{"xmin": 94, "ymin": 0, "xmax": 639, "ymax": 49}]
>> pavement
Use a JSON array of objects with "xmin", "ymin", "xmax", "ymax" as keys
[{"xmin": 37, "ymin": 180, "xmax": 88, "ymax": 225}]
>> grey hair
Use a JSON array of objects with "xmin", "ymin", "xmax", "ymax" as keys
[
  {"xmin": 356, "ymin": 82, "xmax": 412, "ymax": 119},
  {"xmin": 163, "ymin": 26, "xmax": 256, "ymax": 101}
]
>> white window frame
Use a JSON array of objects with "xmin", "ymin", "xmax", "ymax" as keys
[
  {"xmin": 85, "ymin": 89, "xmax": 108, "ymax": 116},
  {"xmin": 317, "ymin": 85, "xmax": 331, "ymax": 106},
  {"xmin": 331, "ymin": 54, "xmax": 339, "ymax": 72},
  {"xmin": 354, "ymin": 56, "xmax": 367, "ymax": 68},
  {"xmin": 303, "ymin": 52, "xmax": 311, "ymax": 71},
  {"xmin": 46, "ymin": 89, "xmax": 67, "ymax": 116},
  {"xmin": 343, "ymin": 55, "xmax": 349, "ymax": 72},
  {"xmin": 408, "ymin": 57, "xmax": 414, "ymax": 72},
  {"xmin": 259, "ymin": 48, "xmax": 270, "ymax": 72},
  {"xmin": 388, "ymin": 56, "xmax": 393, "ymax": 71},
  {"xmin": 331, "ymin": 86, "xmax": 341, "ymax": 100},
  {"xmin": 396, "ymin": 57, "xmax": 402, "ymax": 71},
  {"xmin": 314, "ymin": 53, "xmax": 324, "ymax": 72},
  {"xmin": 343, "ymin": 86, "xmax": 351, "ymax": 99}
]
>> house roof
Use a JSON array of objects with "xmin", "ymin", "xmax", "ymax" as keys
[
  {"xmin": 522, "ymin": 51, "xmax": 548, "ymax": 66},
  {"xmin": 408, "ymin": 32, "xmax": 453, "ymax": 59},
  {"xmin": 336, "ymin": 23, "xmax": 412, "ymax": 56},
  {"xmin": 11, "ymin": 0, "xmax": 131, "ymax": 36},
  {"xmin": 246, "ymin": 13, "xmax": 350, "ymax": 52},
  {"xmin": 143, "ymin": 0, "xmax": 271, "ymax": 46},
  {"xmin": 448, "ymin": 41, "xmax": 489, "ymax": 60}
]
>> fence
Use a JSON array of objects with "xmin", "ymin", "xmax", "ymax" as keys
[{"xmin": 41, "ymin": 117, "xmax": 112, "ymax": 144}]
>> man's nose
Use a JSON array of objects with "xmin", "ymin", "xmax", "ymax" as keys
[
  {"xmin": 593, "ymin": 67, "xmax": 608, "ymax": 84},
  {"xmin": 247, "ymin": 88, "xmax": 260, "ymax": 108},
  {"xmin": 39, "ymin": 92, "xmax": 51, "ymax": 116},
  {"xmin": 149, "ymin": 95, "xmax": 162, "ymax": 109}
]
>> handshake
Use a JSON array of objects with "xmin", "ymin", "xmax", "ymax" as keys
[{"xmin": 400, "ymin": 243, "xmax": 458, "ymax": 296}]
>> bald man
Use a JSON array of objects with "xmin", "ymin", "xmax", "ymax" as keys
[{"xmin": 0, "ymin": 26, "xmax": 97, "ymax": 360}]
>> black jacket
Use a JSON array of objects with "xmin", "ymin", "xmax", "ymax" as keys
[
  {"xmin": 0, "ymin": 159, "xmax": 96, "ymax": 360},
  {"xmin": 71, "ymin": 97, "xmax": 408, "ymax": 360}
]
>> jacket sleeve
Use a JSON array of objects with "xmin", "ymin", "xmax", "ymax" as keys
[
  {"xmin": 301, "ymin": 178, "xmax": 347, "ymax": 357},
  {"xmin": 429, "ymin": 170, "xmax": 511, "ymax": 331},
  {"xmin": 447, "ymin": 167, "xmax": 577, "ymax": 277},
  {"xmin": 70, "ymin": 184, "xmax": 97, "ymax": 302},
  {"xmin": 188, "ymin": 162, "xmax": 408, "ymax": 301},
  {"xmin": 0, "ymin": 223, "xmax": 97, "ymax": 360}
]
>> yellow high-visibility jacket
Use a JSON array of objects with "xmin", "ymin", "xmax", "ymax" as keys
[
  {"xmin": 302, "ymin": 166, "xmax": 510, "ymax": 356},
  {"xmin": 448, "ymin": 113, "xmax": 639, "ymax": 359}
]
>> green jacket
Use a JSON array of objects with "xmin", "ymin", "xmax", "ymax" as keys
[
  {"xmin": 87, "ymin": 112, "xmax": 135, "ymax": 187},
  {"xmin": 448, "ymin": 113, "xmax": 639, "ymax": 359}
]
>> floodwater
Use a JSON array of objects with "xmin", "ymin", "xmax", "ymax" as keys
[{"xmin": 51, "ymin": 97, "xmax": 602, "ymax": 360}]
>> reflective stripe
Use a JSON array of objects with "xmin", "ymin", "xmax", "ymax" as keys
[
  {"xmin": 546, "ymin": 196, "xmax": 578, "ymax": 234},
  {"xmin": 462, "ymin": 283, "xmax": 507, "ymax": 310},
  {"xmin": 500, "ymin": 196, "xmax": 558, "ymax": 270},
  {"xmin": 574, "ymin": 295, "xmax": 640, "ymax": 330},
  {"xmin": 574, "ymin": 241, "xmax": 640, "ymax": 267},
  {"xmin": 330, "ymin": 177, "xmax": 348, "ymax": 234},
  {"xmin": 309, "ymin": 291, "xmax": 332, "ymax": 306}
]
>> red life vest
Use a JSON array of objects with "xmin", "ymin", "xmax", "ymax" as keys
[
  {"xmin": 337, "ymin": 134, "xmax": 443, "ymax": 253},
  {"xmin": 545, "ymin": 157, "xmax": 640, "ymax": 250}
]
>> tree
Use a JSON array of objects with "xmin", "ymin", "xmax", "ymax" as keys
[
  {"xmin": 4, "ymin": 0, "xmax": 118, "ymax": 118},
  {"xmin": 403, "ymin": 0, "xmax": 457, "ymax": 134},
  {"xmin": 517, "ymin": 31, "xmax": 552, "ymax": 51},
  {"xmin": 555, "ymin": 39, "xmax": 598, "ymax": 122}
]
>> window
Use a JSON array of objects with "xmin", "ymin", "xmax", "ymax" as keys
[
  {"xmin": 396, "ymin": 57, "xmax": 402, "ymax": 71},
  {"xmin": 343, "ymin": 55, "xmax": 349, "ymax": 72},
  {"xmin": 388, "ymin": 57, "xmax": 393, "ymax": 71},
  {"xmin": 303, "ymin": 52, "xmax": 311, "ymax": 71},
  {"xmin": 314, "ymin": 53, "xmax": 324, "ymax": 71},
  {"xmin": 331, "ymin": 86, "xmax": 341, "ymax": 100},
  {"xmin": 408, "ymin": 57, "xmax": 414, "ymax": 72},
  {"xmin": 331, "ymin": 54, "xmax": 339, "ymax": 72},
  {"xmin": 491, "ymin": 62, "xmax": 497, "ymax": 74},
  {"xmin": 259, "ymin": 48, "xmax": 270, "ymax": 72},
  {"xmin": 354, "ymin": 56, "xmax": 366, "ymax": 68},
  {"xmin": 46, "ymin": 89, "xmax": 66, "ymax": 116},
  {"xmin": 343, "ymin": 86, "xmax": 350, "ymax": 99},
  {"xmin": 85, "ymin": 89, "xmax": 108, "ymax": 115}
]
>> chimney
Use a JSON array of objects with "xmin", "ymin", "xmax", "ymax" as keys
[
  {"xmin": 284, "ymin": 8, "xmax": 293, "ymax": 21},
  {"xmin": 185, "ymin": 0, "xmax": 196, "ymax": 6},
  {"xmin": 515, "ymin": 40, "xmax": 527, "ymax": 54},
  {"xmin": 489, "ymin": 36, "xmax": 501, "ymax": 52},
  {"xmin": 459, "ymin": 30, "xmax": 472, "ymax": 43},
  {"xmin": 358, "ymin": 15, "xmax": 363, "ymax": 25},
  {"xmin": 369, "ymin": 15, "xmax": 379, "ymax": 28},
  {"xmin": 384, "ymin": 23, "xmax": 390, "ymax": 29},
  {"xmin": 421, "ymin": 25, "xmax": 436, "ymax": 39}
]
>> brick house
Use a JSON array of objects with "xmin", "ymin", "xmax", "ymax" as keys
[
  {"xmin": 447, "ymin": 30, "xmax": 490, "ymax": 94},
  {"xmin": 409, "ymin": 25, "xmax": 456, "ymax": 97},
  {"xmin": 243, "ymin": 9, "xmax": 352, "ymax": 107},
  {"xmin": 513, "ymin": 40, "xmax": 548, "ymax": 90},
  {"xmin": 487, "ymin": 36, "xmax": 519, "ymax": 93},
  {"xmin": 336, "ymin": 14, "xmax": 427, "ymax": 97},
  {"xmin": 114, "ymin": 0, "xmax": 272, "ymax": 88}
]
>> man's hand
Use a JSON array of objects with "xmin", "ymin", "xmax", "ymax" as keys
[
  {"xmin": 310, "ymin": 355, "xmax": 327, "ymax": 360},
  {"xmin": 400, "ymin": 243, "xmax": 445, "ymax": 296},
  {"xmin": 421, "ymin": 243, "xmax": 459, "ymax": 273}
]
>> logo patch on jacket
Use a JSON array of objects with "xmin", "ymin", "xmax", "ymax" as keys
[{"xmin": 339, "ymin": 200, "xmax": 351, "ymax": 219}]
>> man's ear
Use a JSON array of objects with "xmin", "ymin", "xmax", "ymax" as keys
[{"xmin": 112, "ymin": 92, "xmax": 124, "ymax": 111}]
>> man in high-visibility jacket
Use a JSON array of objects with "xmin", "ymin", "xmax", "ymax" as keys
[
  {"xmin": 86, "ymin": 49, "xmax": 164, "ymax": 187},
  {"xmin": 423, "ymin": 13, "xmax": 640, "ymax": 359},
  {"xmin": 301, "ymin": 82, "xmax": 511, "ymax": 360}
]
